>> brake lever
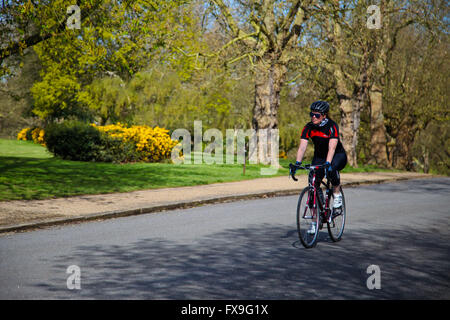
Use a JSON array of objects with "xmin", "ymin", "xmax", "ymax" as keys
[{"xmin": 289, "ymin": 163, "xmax": 299, "ymax": 181}]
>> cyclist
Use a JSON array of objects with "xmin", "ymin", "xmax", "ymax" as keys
[{"xmin": 291, "ymin": 101, "xmax": 347, "ymax": 225}]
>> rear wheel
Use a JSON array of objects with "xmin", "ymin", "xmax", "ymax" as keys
[
  {"xmin": 297, "ymin": 187, "xmax": 320, "ymax": 248},
  {"xmin": 327, "ymin": 187, "xmax": 346, "ymax": 242}
]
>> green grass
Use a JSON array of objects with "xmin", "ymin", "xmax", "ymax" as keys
[
  {"xmin": 0, "ymin": 139, "xmax": 290, "ymax": 200},
  {"xmin": 0, "ymin": 138, "xmax": 398, "ymax": 201},
  {"xmin": 0, "ymin": 139, "xmax": 53, "ymax": 159}
]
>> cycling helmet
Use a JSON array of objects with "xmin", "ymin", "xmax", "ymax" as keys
[{"xmin": 310, "ymin": 100, "xmax": 329, "ymax": 114}]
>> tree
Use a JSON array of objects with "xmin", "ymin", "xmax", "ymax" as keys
[
  {"xmin": 0, "ymin": 0, "xmax": 104, "ymax": 77},
  {"xmin": 292, "ymin": 0, "xmax": 446, "ymax": 168},
  {"xmin": 30, "ymin": 71, "xmax": 86, "ymax": 123},
  {"xmin": 192, "ymin": 0, "xmax": 319, "ymax": 162},
  {"xmin": 129, "ymin": 61, "xmax": 250, "ymax": 132},
  {"xmin": 368, "ymin": 0, "xmax": 448, "ymax": 170},
  {"xmin": 298, "ymin": 0, "xmax": 373, "ymax": 167},
  {"xmin": 26, "ymin": 0, "xmax": 196, "ymax": 124},
  {"xmin": 0, "ymin": 47, "xmax": 42, "ymax": 137},
  {"xmin": 77, "ymin": 75, "xmax": 131, "ymax": 125},
  {"xmin": 328, "ymin": 1, "xmax": 369, "ymax": 167},
  {"xmin": 384, "ymin": 24, "xmax": 449, "ymax": 170},
  {"xmin": 413, "ymin": 121, "xmax": 449, "ymax": 175}
]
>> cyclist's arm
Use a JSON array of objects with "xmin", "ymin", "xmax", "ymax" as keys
[
  {"xmin": 296, "ymin": 139, "xmax": 309, "ymax": 163},
  {"xmin": 326, "ymin": 138, "xmax": 338, "ymax": 163}
]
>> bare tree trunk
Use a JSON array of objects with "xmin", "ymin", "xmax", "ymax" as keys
[
  {"xmin": 252, "ymin": 60, "xmax": 282, "ymax": 132},
  {"xmin": 369, "ymin": 83, "xmax": 389, "ymax": 166},
  {"xmin": 335, "ymin": 66, "xmax": 359, "ymax": 167},
  {"xmin": 423, "ymin": 148, "xmax": 430, "ymax": 173},
  {"xmin": 331, "ymin": 20, "xmax": 361, "ymax": 168},
  {"xmin": 206, "ymin": 1, "xmax": 312, "ymax": 165},
  {"xmin": 339, "ymin": 98, "xmax": 360, "ymax": 168},
  {"xmin": 367, "ymin": 0, "xmax": 391, "ymax": 167},
  {"xmin": 392, "ymin": 119, "xmax": 417, "ymax": 170},
  {"xmin": 252, "ymin": 55, "xmax": 286, "ymax": 164}
]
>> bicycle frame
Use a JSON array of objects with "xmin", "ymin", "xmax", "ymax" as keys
[
  {"xmin": 291, "ymin": 163, "xmax": 332, "ymax": 222},
  {"xmin": 306, "ymin": 169, "xmax": 331, "ymax": 219}
]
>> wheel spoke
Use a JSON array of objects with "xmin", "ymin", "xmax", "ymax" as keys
[
  {"xmin": 327, "ymin": 188, "xmax": 346, "ymax": 242},
  {"xmin": 297, "ymin": 189, "xmax": 320, "ymax": 248}
]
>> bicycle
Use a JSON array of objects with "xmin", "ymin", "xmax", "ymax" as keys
[{"xmin": 289, "ymin": 163, "xmax": 346, "ymax": 248}]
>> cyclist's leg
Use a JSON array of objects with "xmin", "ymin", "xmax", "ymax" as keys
[
  {"xmin": 311, "ymin": 157, "xmax": 325, "ymax": 205},
  {"xmin": 330, "ymin": 152, "xmax": 347, "ymax": 206},
  {"xmin": 311, "ymin": 157, "xmax": 325, "ymax": 187}
]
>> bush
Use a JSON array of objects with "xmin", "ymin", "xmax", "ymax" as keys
[
  {"xmin": 42, "ymin": 121, "xmax": 177, "ymax": 163},
  {"xmin": 17, "ymin": 127, "xmax": 46, "ymax": 146},
  {"xmin": 93, "ymin": 123, "xmax": 178, "ymax": 162},
  {"xmin": 95, "ymin": 133, "xmax": 139, "ymax": 163},
  {"xmin": 17, "ymin": 127, "xmax": 30, "ymax": 141},
  {"xmin": 44, "ymin": 121, "xmax": 101, "ymax": 161}
]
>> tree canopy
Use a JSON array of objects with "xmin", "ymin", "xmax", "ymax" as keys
[{"xmin": 1, "ymin": 0, "xmax": 448, "ymax": 174}]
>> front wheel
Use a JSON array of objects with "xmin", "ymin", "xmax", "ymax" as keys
[
  {"xmin": 327, "ymin": 187, "xmax": 346, "ymax": 242},
  {"xmin": 297, "ymin": 187, "xmax": 320, "ymax": 248}
]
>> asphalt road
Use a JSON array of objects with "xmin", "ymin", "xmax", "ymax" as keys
[{"xmin": 0, "ymin": 178, "xmax": 449, "ymax": 299}]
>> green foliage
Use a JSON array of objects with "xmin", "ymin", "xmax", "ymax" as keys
[
  {"xmin": 30, "ymin": 72, "xmax": 92, "ymax": 123},
  {"xmin": 412, "ymin": 121, "xmax": 450, "ymax": 175},
  {"xmin": 383, "ymin": 25, "xmax": 449, "ymax": 170},
  {"xmin": 43, "ymin": 121, "xmax": 140, "ymax": 163},
  {"xmin": 277, "ymin": 71, "xmax": 335, "ymax": 158},
  {"xmin": 130, "ymin": 63, "xmax": 251, "ymax": 132},
  {"xmin": 24, "ymin": 127, "xmax": 34, "ymax": 141},
  {"xmin": 0, "ymin": 49, "xmax": 42, "ymax": 138},
  {"xmin": 95, "ymin": 133, "xmax": 139, "ymax": 164},
  {"xmin": 26, "ymin": 0, "xmax": 199, "ymax": 125},
  {"xmin": 44, "ymin": 120, "xmax": 102, "ymax": 161},
  {"xmin": 43, "ymin": 121, "xmax": 177, "ymax": 164},
  {"xmin": 78, "ymin": 77, "xmax": 132, "ymax": 125},
  {"xmin": 44, "ymin": 120, "xmax": 138, "ymax": 163},
  {"xmin": 2, "ymin": 0, "xmax": 448, "ymax": 175}
]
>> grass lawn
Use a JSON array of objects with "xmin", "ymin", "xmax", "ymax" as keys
[
  {"xmin": 0, "ymin": 138, "xmax": 396, "ymax": 201},
  {"xmin": 0, "ymin": 139, "xmax": 291, "ymax": 200}
]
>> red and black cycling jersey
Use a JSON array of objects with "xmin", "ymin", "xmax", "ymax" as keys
[{"xmin": 300, "ymin": 118, "xmax": 346, "ymax": 159}]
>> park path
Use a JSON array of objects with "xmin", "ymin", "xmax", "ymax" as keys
[{"xmin": 0, "ymin": 171, "xmax": 433, "ymax": 233}]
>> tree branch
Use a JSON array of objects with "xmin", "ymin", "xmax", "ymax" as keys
[
  {"xmin": 0, "ymin": 1, "xmax": 102, "ymax": 67},
  {"xmin": 279, "ymin": 0, "xmax": 302, "ymax": 34},
  {"xmin": 210, "ymin": 0, "xmax": 257, "ymax": 47}
]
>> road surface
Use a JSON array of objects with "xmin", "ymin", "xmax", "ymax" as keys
[{"xmin": 1, "ymin": 178, "xmax": 449, "ymax": 299}]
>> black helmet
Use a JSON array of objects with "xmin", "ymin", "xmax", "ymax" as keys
[{"xmin": 310, "ymin": 100, "xmax": 329, "ymax": 114}]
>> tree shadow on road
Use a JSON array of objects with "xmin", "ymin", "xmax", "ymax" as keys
[{"xmin": 35, "ymin": 221, "xmax": 450, "ymax": 300}]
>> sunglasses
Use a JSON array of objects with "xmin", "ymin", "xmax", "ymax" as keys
[{"xmin": 310, "ymin": 112, "xmax": 323, "ymax": 118}]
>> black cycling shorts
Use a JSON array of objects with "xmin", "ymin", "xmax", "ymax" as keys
[{"xmin": 310, "ymin": 152, "xmax": 347, "ymax": 186}]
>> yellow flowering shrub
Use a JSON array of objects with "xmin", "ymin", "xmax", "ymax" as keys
[
  {"xmin": 92, "ymin": 123, "xmax": 178, "ymax": 162},
  {"xmin": 31, "ymin": 128, "xmax": 46, "ymax": 146},
  {"xmin": 17, "ymin": 127, "xmax": 46, "ymax": 146},
  {"xmin": 18, "ymin": 123, "xmax": 176, "ymax": 163},
  {"xmin": 17, "ymin": 128, "xmax": 29, "ymax": 141}
]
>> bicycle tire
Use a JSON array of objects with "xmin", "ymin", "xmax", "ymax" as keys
[
  {"xmin": 327, "ymin": 187, "xmax": 346, "ymax": 242},
  {"xmin": 297, "ymin": 187, "xmax": 320, "ymax": 248}
]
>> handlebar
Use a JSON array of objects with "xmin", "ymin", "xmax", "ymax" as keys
[{"xmin": 289, "ymin": 163, "xmax": 329, "ymax": 181}]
